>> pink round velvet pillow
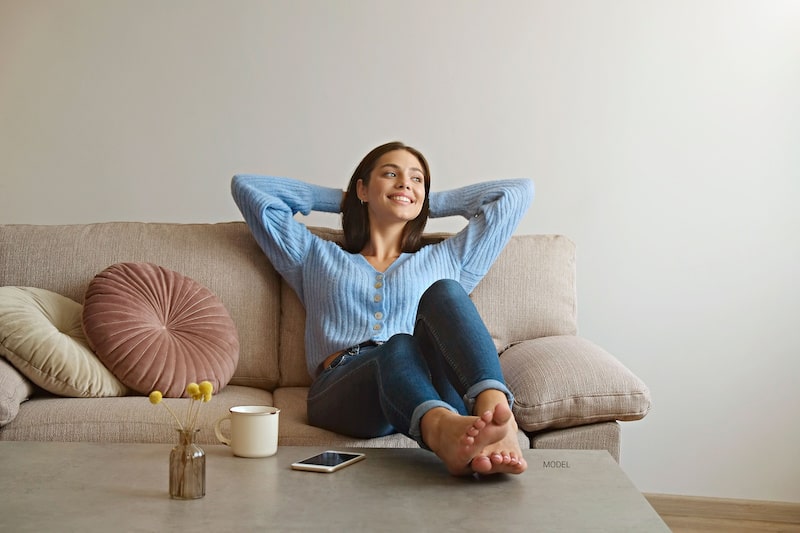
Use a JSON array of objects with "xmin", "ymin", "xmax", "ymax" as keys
[{"xmin": 82, "ymin": 262, "xmax": 239, "ymax": 397}]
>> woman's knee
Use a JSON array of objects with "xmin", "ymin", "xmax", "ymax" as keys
[
  {"xmin": 380, "ymin": 334, "xmax": 427, "ymax": 369},
  {"xmin": 383, "ymin": 333, "xmax": 417, "ymax": 356},
  {"xmin": 421, "ymin": 278, "xmax": 465, "ymax": 301},
  {"xmin": 419, "ymin": 279, "xmax": 468, "ymax": 313}
]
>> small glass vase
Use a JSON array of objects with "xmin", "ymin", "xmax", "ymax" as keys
[{"xmin": 169, "ymin": 428, "xmax": 205, "ymax": 500}]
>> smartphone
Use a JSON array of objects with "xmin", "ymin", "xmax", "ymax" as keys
[{"xmin": 291, "ymin": 450, "xmax": 366, "ymax": 473}]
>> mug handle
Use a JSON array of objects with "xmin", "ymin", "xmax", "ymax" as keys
[{"xmin": 214, "ymin": 414, "xmax": 232, "ymax": 446}]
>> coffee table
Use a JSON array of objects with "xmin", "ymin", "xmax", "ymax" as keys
[{"xmin": 0, "ymin": 442, "xmax": 668, "ymax": 531}]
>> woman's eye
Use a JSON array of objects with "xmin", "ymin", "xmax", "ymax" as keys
[
  {"xmin": 412, "ymin": 176, "xmax": 423, "ymax": 182},
  {"xmin": 385, "ymin": 172, "xmax": 396, "ymax": 178}
]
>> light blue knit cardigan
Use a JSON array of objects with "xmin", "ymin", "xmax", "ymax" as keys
[{"xmin": 232, "ymin": 175, "xmax": 534, "ymax": 377}]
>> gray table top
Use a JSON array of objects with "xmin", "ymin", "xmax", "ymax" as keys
[{"xmin": 0, "ymin": 441, "xmax": 668, "ymax": 532}]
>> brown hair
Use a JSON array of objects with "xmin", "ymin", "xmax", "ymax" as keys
[{"xmin": 340, "ymin": 141, "xmax": 431, "ymax": 254}]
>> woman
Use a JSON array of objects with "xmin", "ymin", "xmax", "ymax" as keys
[{"xmin": 232, "ymin": 141, "xmax": 534, "ymax": 475}]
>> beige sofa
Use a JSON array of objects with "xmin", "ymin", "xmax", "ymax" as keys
[{"xmin": 0, "ymin": 222, "xmax": 650, "ymax": 461}]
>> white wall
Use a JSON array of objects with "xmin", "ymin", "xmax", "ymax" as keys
[{"xmin": 2, "ymin": 0, "xmax": 798, "ymax": 502}]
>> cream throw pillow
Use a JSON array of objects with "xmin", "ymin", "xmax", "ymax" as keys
[
  {"xmin": 0, "ymin": 357, "xmax": 35, "ymax": 426},
  {"xmin": 501, "ymin": 335, "xmax": 651, "ymax": 432},
  {"xmin": 0, "ymin": 287, "xmax": 128, "ymax": 397}
]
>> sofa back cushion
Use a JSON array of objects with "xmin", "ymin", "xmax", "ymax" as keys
[
  {"xmin": 279, "ymin": 230, "xmax": 578, "ymax": 387},
  {"xmin": 471, "ymin": 234, "xmax": 578, "ymax": 347},
  {"xmin": 0, "ymin": 222, "xmax": 282, "ymax": 391},
  {"xmin": 1, "ymin": 223, "xmax": 578, "ymax": 391}
]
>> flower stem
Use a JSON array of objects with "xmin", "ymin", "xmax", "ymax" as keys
[{"xmin": 161, "ymin": 402, "xmax": 184, "ymax": 431}]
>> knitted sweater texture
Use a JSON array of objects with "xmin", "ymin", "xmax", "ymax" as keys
[{"xmin": 231, "ymin": 175, "xmax": 534, "ymax": 377}]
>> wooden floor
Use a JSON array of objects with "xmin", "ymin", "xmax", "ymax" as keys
[{"xmin": 645, "ymin": 494, "xmax": 800, "ymax": 532}]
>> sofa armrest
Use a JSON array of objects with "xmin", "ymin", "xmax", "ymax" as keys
[{"xmin": 500, "ymin": 335, "xmax": 651, "ymax": 433}]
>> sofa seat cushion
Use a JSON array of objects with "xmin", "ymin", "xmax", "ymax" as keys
[
  {"xmin": 271, "ymin": 387, "xmax": 531, "ymax": 450},
  {"xmin": 0, "ymin": 385, "xmax": 272, "ymax": 444},
  {"xmin": 0, "ymin": 286, "xmax": 128, "ymax": 398},
  {"xmin": 501, "ymin": 335, "xmax": 651, "ymax": 432},
  {"xmin": 530, "ymin": 422, "xmax": 621, "ymax": 462},
  {"xmin": 0, "ymin": 357, "xmax": 36, "ymax": 426},
  {"xmin": 82, "ymin": 262, "xmax": 240, "ymax": 397},
  {"xmin": 273, "ymin": 387, "xmax": 419, "ymax": 448}
]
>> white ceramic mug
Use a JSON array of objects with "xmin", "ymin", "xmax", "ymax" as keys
[{"xmin": 214, "ymin": 405, "xmax": 280, "ymax": 458}]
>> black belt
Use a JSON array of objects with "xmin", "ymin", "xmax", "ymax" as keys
[
  {"xmin": 323, "ymin": 340, "xmax": 384, "ymax": 371},
  {"xmin": 344, "ymin": 340, "xmax": 383, "ymax": 355}
]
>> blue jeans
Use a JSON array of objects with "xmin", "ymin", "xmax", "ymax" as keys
[{"xmin": 306, "ymin": 279, "xmax": 514, "ymax": 448}]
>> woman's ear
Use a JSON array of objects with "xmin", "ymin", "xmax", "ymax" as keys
[{"xmin": 356, "ymin": 179, "xmax": 367, "ymax": 203}]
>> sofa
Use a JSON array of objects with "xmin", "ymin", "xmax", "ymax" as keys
[{"xmin": 0, "ymin": 221, "xmax": 650, "ymax": 461}]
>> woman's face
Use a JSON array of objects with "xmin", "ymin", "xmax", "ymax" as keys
[{"xmin": 357, "ymin": 149, "xmax": 426, "ymax": 225}]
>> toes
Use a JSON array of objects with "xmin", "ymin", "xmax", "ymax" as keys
[
  {"xmin": 470, "ymin": 454, "xmax": 493, "ymax": 474},
  {"xmin": 490, "ymin": 452, "xmax": 511, "ymax": 465},
  {"xmin": 472, "ymin": 457, "xmax": 524, "ymax": 475},
  {"xmin": 475, "ymin": 446, "xmax": 528, "ymax": 475}
]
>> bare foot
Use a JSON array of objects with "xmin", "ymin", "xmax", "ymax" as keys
[
  {"xmin": 469, "ymin": 413, "xmax": 527, "ymax": 475},
  {"xmin": 469, "ymin": 395, "xmax": 528, "ymax": 475},
  {"xmin": 420, "ymin": 407, "xmax": 507, "ymax": 476}
]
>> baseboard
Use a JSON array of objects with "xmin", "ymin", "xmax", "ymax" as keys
[{"xmin": 644, "ymin": 493, "xmax": 800, "ymax": 525}]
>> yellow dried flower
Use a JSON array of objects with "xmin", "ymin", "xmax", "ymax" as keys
[
  {"xmin": 199, "ymin": 381, "xmax": 213, "ymax": 402},
  {"xmin": 149, "ymin": 381, "xmax": 214, "ymax": 433}
]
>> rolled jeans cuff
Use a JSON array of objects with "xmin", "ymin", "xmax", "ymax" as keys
[
  {"xmin": 409, "ymin": 400, "xmax": 457, "ymax": 450},
  {"xmin": 464, "ymin": 379, "xmax": 515, "ymax": 414}
]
